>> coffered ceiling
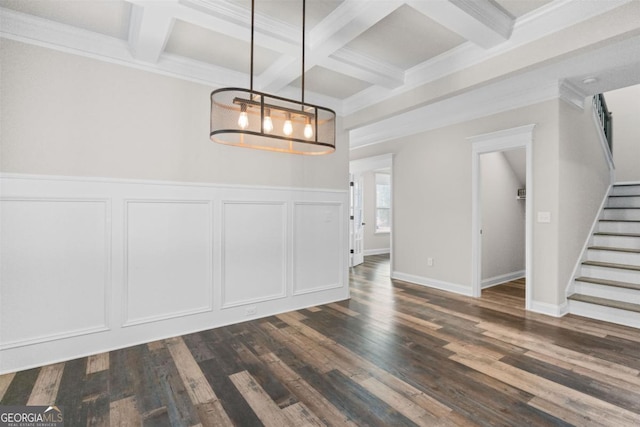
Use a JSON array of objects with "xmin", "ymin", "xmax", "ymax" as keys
[{"xmin": 1, "ymin": 0, "xmax": 639, "ymax": 149}]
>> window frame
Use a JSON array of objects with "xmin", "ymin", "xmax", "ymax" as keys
[{"xmin": 374, "ymin": 172, "xmax": 391, "ymax": 234}]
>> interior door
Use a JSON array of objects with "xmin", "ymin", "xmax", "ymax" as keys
[{"xmin": 350, "ymin": 174, "xmax": 364, "ymax": 267}]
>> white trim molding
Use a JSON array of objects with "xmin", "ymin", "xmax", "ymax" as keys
[
  {"xmin": 559, "ymin": 79, "xmax": 588, "ymax": 110},
  {"xmin": 363, "ymin": 248, "xmax": 390, "ymax": 256},
  {"xmin": 392, "ymin": 271, "xmax": 473, "ymax": 297},
  {"xmin": 530, "ymin": 300, "xmax": 569, "ymax": 318},
  {"xmin": 482, "ymin": 270, "xmax": 526, "ymax": 289},
  {"xmin": 469, "ymin": 124, "xmax": 535, "ymax": 312}
]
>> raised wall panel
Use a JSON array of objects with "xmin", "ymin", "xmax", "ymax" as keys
[
  {"xmin": 0, "ymin": 174, "xmax": 349, "ymax": 374},
  {"xmin": 0, "ymin": 198, "xmax": 109, "ymax": 348},
  {"xmin": 124, "ymin": 200, "xmax": 213, "ymax": 325},
  {"xmin": 293, "ymin": 202, "xmax": 344, "ymax": 295},
  {"xmin": 222, "ymin": 202, "xmax": 287, "ymax": 308}
]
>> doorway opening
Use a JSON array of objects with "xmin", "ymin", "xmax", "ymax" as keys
[
  {"xmin": 349, "ymin": 154, "xmax": 393, "ymax": 279},
  {"xmin": 479, "ymin": 148, "xmax": 526, "ymax": 308},
  {"xmin": 470, "ymin": 125, "xmax": 534, "ymax": 310}
]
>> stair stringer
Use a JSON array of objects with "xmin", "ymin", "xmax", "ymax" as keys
[
  {"xmin": 565, "ymin": 184, "xmax": 613, "ymax": 297},
  {"xmin": 567, "ymin": 182, "xmax": 640, "ymax": 328}
]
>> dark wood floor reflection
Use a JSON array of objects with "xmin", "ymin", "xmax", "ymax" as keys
[{"xmin": 2, "ymin": 254, "xmax": 640, "ymax": 426}]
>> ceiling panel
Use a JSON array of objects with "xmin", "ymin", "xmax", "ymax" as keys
[
  {"xmin": 344, "ymin": 4, "xmax": 466, "ymax": 70},
  {"xmin": 290, "ymin": 66, "xmax": 372, "ymax": 100},
  {"xmin": 165, "ymin": 19, "xmax": 282, "ymax": 74},
  {"xmin": 0, "ymin": 0, "xmax": 131, "ymax": 40},
  {"xmin": 492, "ymin": 0, "xmax": 554, "ymax": 18}
]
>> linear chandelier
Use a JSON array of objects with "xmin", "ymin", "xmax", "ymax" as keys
[{"xmin": 210, "ymin": 0, "xmax": 336, "ymax": 155}]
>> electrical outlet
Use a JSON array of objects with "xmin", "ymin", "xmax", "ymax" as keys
[
  {"xmin": 427, "ymin": 257, "xmax": 434, "ymax": 266},
  {"xmin": 245, "ymin": 305, "xmax": 257, "ymax": 316}
]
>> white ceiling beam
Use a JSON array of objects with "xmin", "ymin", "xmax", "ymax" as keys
[
  {"xmin": 254, "ymin": 55, "xmax": 299, "ymax": 91},
  {"xmin": 321, "ymin": 47, "xmax": 405, "ymax": 89},
  {"xmin": 407, "ymin": 0, "xmax": 514, "ymax": 49},
  {"xmin": 260, "ymin": 0, "xmax": 404, "ymax": 93},
  {"xmin": 128, "ymin": 3, "xmax": 176, "ymax": 63},
  {"xmin": 178, "ymin": 0, "xmax": 299, "ymax": 55}
]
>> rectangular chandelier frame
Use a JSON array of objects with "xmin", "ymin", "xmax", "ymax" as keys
[{"xmin": 210, "ymin": 87, "xmax": 336, "ymax": 155}]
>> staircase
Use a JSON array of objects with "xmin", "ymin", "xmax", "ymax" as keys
[{"xmin": 568, "ymin": 183, "xmax": 640, "ymax": 328}]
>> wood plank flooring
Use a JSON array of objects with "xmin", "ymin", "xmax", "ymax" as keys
[{"xmin": 2, "ymin": 254, "xmax": 640, "ymax": 426}]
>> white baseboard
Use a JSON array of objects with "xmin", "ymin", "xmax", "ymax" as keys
[
  {"xmin": 391, "ymin": 271, "xmax": 472, "ymax": 296},
  {"xmin": 482, "ymin": 270, "xmax": 525, "ymax": 289},
  {"xmin": 363, "ymin": 248, "xmax": 390, "ymax": 256},
  {"xmin": 529, "ymin": 299, "xmax": 569, "ymax": 317}
]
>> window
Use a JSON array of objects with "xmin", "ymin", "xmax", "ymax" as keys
[{"xmin": 375, "ymin": 173, "xmax": 391, "ymax": 233}]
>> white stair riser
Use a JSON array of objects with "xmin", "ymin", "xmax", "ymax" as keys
[
  {"xmin": 573, "ymin": 281, "xmax": 640, "ymax": 304},
  {"xmin": 602, "ymin": 209, "xmax": 640, "ymax": 221},
  {"xmin": 592, "ymin": 235, "xmax": 640, "ymax": 249},
  {"xmin": 586, "ymin": 249, "xmax": 640, "ymax": 265},
  {"xmin": 607, "ymin": 196, "xmax": 640, "ymax": 208},
  {"xmin": 611, "ymin": 185, "xmax": 640, "ymax": 196},
  {"xmin": 580, "ymin": 265, "xmax": 640, "ymax": 284},
  {"xmin": 568, "ymin": 300, "xmax": 640, "ymax": 328},
  {"xmin": 598, "ymin": 221, "xmax": 640, "ymax": 234}
]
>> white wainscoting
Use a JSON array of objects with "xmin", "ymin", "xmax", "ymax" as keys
[
  {"xmin": 1, "ymin": 198, "xmax": 110, "ymax": 348},
  {"xmin": 293, "ymin": 202, "xmax": 344, "ymax": 296},
  {"xmin": 0, "ymin": 174, "xmax": 349, "ymax": 374},
  {"xmin": 123, "ymin": 199, "xmax": 213, "ymax": 326},
  {"xmin": 221, "ymin": 201, "xmax": 287, "ymax": 308}
]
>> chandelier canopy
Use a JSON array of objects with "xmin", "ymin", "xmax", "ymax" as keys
[{"xmin": 210, "ymin": 0, "xmax": 336, "ymax": 155}]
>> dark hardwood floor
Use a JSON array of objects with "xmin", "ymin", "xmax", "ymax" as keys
[{"xmin": 2, "ymin": 254, "xmax": 640, "ymax": 426}]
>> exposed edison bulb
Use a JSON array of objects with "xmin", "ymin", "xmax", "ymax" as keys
[
  {"xmin": 263, "ymin": 109, "xmax": 273, "ymax": 133},
  {"xmin": 237, "ymin": 104, "xmax": 248, "ymax": 129},
  {"xmin": 283, "ymin": 114, "xmax": 293, "ymax": 136},
  {"xmin": 304, "ymin": 120, "xmax": 313, "ymax": 139}
]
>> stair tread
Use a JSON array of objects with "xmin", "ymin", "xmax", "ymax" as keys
[
  {"xmin": 593, "ymin": 231, "xmax": 640, "ymax": 237},
  {"xmin": 568, "ymin": 294, "xmax": 640, "ymax": 313},
  {"xmin": 575, "ymin": 276, "xmax": 640, "ymax": 290},
  {"xmin": 588, "ymin": 246, "xmax": 640, "ymax": 254},
  {"xmin": 582, "ymin": 260, "xmax": 640, "ymax": 271},
  {"xmin": 604, "ymin": 207, "xmax": 640, "ymax": 210}
]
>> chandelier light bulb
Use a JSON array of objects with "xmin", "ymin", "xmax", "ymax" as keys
[
  {"xmin": 263, "ymin": 109, "xmax": 273, "ymax": 133},
  {"xmin": 283, "ymin": 114, "xmax": 293, "ymax": 136},
  {"xmin": 304, "ymin": 121, "xmax": 313, "ymax": 139},
  {"xmin": 237, "ymin": 104, "xmax": 249, "ymax": 129}
]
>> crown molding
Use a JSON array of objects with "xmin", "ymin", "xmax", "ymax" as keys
[
  {"xmin": 559, "ymin": 79, "xmax": 588, "ymax": 110},
  {"xmin": 0, "ymin": 0, "xmax": 633, "ymax": 132},
  {"xmin": 450, "ymin": 0, "xmax": 513, "ymax": 40},
  {"xmin": 0, "ymin": 7, "xmax": 246, "ymax": 87},
  {"xmin": 349, "ymin": 78, "xmax": 558, "ymax": 149}
]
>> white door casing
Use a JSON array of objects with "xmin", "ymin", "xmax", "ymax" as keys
[
  {"xmin": 469, "ymin": 124, "xmax": 535, "ymax": 309},
  {"xmin": 350, "ymin": 174, "xmax": 364, "ymax": 267}
]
